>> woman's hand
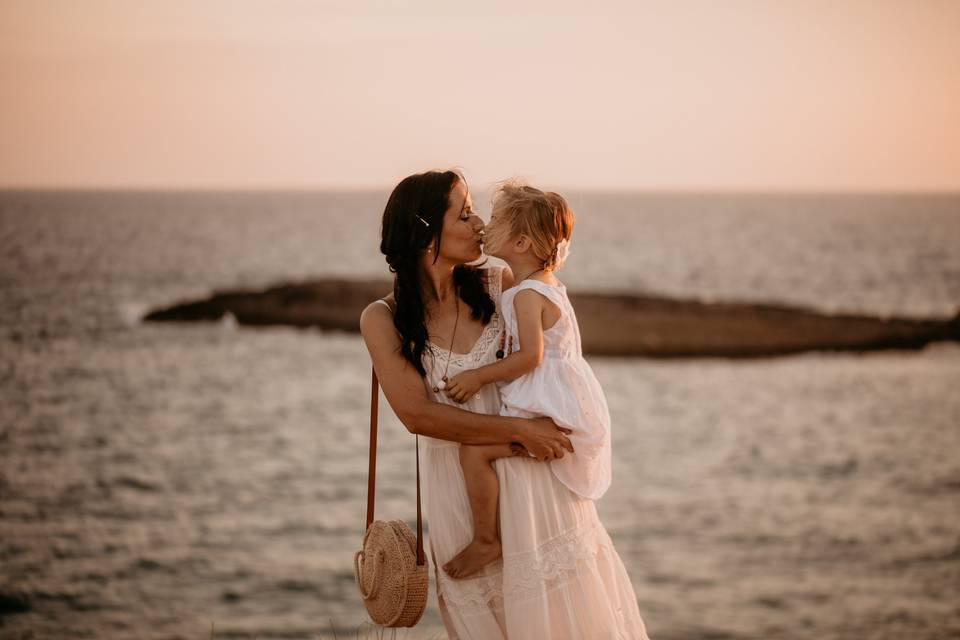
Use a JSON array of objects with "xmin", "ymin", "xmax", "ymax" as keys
[
  {"xmin": 516, "ymin": 417, "xmax": 574, "ymax": 461},
  {"xmin": 444, "ymin": 370, "xmax": 483, "ymax": 404}
]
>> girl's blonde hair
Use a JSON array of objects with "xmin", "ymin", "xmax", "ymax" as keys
[{"xmin": 487, "ymin": 178, "xmax": 574, "ymax": 271}]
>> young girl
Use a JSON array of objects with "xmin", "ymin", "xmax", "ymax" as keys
[{"xmin": 440, "ymin": 180, "xmax": 613, "ymax": 580}]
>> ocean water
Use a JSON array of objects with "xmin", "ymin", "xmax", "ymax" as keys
[{"xmin": 1, "ymin": 190, "xmax": 959, "ymax": 640}]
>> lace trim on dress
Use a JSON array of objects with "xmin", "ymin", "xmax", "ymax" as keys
[
  {"xmin": 425, "ymin": 266, "xmax": 504, "ymax": 367},
  {"xmin": 425, "ymin": 321, "xmax": 502, "ymax": 367},
  {"xmin": 437, "ymin": 517, "xmax": 616, "ymax": 616}
]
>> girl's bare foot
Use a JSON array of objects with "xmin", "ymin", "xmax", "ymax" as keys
[{"xmin": 442, "ymin": 537, "xmax": 502, "ymax": 579}]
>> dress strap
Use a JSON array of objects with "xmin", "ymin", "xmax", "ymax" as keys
[
  {"xmin": 482, "ymin": 266, "xmax": 505, "ymax": 314},
  {"xmin": 509, "ymin": 279, "xmax": 566, "ymax": 311},
  {"xmin": 492, "ymin": 266, "xmax": 504, "ymax": 304},
  {"xmin": 500, "ymin": 279, "xmax": 566, "ymax": 343}
]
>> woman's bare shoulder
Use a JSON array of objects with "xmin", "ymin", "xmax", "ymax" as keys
[{"xmin": 359, "ymin": 295, "xmax": 396, "ymax": 336}]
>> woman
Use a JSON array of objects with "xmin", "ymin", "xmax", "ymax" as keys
[{"xmin": 360, "ymin": 170, "xmax": 650, "ymax": 639}]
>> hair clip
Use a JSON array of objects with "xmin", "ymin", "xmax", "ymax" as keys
[{"xmin": 416, "ymin": 214, "xmax": 430, "ymax": 227}]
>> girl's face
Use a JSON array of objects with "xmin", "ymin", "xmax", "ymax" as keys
[
  {"xmin": 435, "ymin": 179, "xmax": 485, "ymax": 264},
  {"xmin": 481, "ymin": 206, "xmax": 518, "ymax": 260}
]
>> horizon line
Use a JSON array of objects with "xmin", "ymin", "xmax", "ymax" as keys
[{"xmin": 3, "ymin": 184, "xmax": 960, "ymax": 196}]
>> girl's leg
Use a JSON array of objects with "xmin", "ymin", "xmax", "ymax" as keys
[{"xmin": 443, "ymin": 443, "xmax": 516, "ymax": 579}]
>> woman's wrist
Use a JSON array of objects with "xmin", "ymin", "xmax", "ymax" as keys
[{"xmin": 508, "ymin": 416, "xmax": 530, "ymax": 445}]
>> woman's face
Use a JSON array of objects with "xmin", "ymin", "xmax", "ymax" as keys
[{"xmin": 435, "ymin": 179, "xmax": 485, "ymax": 264}]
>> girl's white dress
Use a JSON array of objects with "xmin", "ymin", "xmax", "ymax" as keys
[
  {"xmin": 498, "ymin": 277, "xmax": 612, "ymax": 502},
  {"xmin": 376, "ymin": 265, "xmax": 650, "ymax": 640}
]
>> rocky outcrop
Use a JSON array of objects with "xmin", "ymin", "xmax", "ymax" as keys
[{"xmin": 142, "ymin": 278, "xmax": 960, "ymax": 358}]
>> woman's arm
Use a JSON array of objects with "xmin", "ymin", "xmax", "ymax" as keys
[{"xmin": 359, "ymin": 301, "xmax": 574, "ymax": 459}]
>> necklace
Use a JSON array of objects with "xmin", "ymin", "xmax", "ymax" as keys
[
  {"xmin": 432, "ymin": 293, "xmax": 460, "ymax": 393},
  {"xmin": 514, "ymin": 267, "xmax": 545, "ymax": 283}
]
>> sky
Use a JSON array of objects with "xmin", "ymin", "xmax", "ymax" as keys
[{"xmin": 1, "ymin": 0, "xmax": 958, "ymax": 191}]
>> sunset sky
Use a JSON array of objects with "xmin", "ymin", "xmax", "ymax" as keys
[{"xmin": 1, "ymin": 0, "xmax": 958, "ymax": 191}]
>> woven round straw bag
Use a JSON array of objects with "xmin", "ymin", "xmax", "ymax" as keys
[{"xmin": 353, "ymin": 365, "xmax": 428, "ymax": 627}]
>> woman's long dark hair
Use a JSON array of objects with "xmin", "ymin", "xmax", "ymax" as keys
[{"xmin": 380, "ymin": 170, "xmax": 496, "ymax": 377}]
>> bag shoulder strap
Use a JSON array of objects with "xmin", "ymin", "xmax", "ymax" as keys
[{"xmin": 368, "ymin": 360, "xmax": 424, "ymax": 566}]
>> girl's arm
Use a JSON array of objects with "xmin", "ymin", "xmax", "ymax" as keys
[
  {"xmin": 445, "ymin": 289, "xmax": 549, "ymax": 403},
  {"xmin": 359, "ymin": 300, "xmax": 574, "ymax": 460}
]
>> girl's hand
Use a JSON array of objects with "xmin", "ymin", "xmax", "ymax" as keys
[{"xmin": 444, "ymin": 370, "xmax": 483, "ymax": 404}]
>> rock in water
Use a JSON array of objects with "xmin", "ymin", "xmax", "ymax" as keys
[{"xmin": 143, "ymin": 277, "xmax": 960, "ymax": 358}]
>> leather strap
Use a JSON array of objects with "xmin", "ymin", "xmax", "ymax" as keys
[{"xmin": 367, "ymin": 365, "xmax": 425, "ymax": 566}]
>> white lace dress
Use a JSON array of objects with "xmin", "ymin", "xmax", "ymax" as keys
[{"xmin": 378, "ymin": 265, "xmax": 651, "ymax": 640}]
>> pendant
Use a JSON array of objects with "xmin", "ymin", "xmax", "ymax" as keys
[{"xmin": 433, "ymin": 376, "xmax": 448, "ymax": 393}]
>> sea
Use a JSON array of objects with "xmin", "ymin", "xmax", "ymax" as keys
[{"xmin": 1, "ymin": 190, "xmax": 959, "ymax": 640}]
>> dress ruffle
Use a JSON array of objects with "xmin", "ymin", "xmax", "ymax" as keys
[
  {"xmin": 436, "ymin": 517, "xmax": 618, "ymax": 614},
  {"xmin": 500, "ymin": 358, "xmax": 612, "ymax": 500}
]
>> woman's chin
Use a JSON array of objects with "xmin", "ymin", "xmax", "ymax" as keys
[{"xmin": 461, "ymin": 247, "xmax": 484, "ymax": 264}]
